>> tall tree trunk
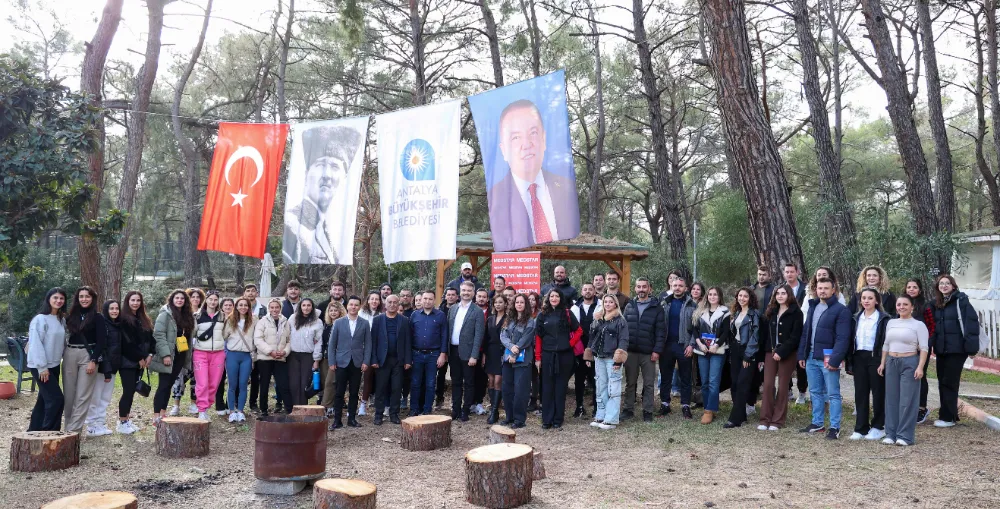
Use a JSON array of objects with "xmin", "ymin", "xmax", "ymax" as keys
[
  {"xmin": 916, "ymin": 0, "xmax": 955, "ymax": 233},
  {"xmin": 277, "ymin": 0, "xmax": 295, "ymax": 122},
  {"xmin": 700, "ymin": 0, "xmax": 805, "ymax": 273},
  {"xmin": 479, "ymin": 0, "xmax": 504, "ymax": 87},
  {"xmin": 77, "ymin": 0, "xmax": 124, "ymax": 292},
  {"xmin": 519, "ymin": 0, "xmax": 541, "ymax": 77},
  {"xmin": 585, "ymin": 3, "xmax": 605, "ymax": 234},
  {"xmin": 101, "ymin": 0, "xmax": 166, "ymax": 301},
  {"xmin": 409, "ymin": 0, "xmax": 427, "ymax": 104},
  {"xmin": 793, "ymin": 0, "xmax": 857, "ymax": 288},
  {"xmin": 635, "ymin": 0, "xmax": 687, "ymax": 263},
  {"xmin": 171, "ymin": 0, "xmax": 213, "ymax": 288},
  {"xmin": 972, "ymin": 7, "xmax": 1000, "ymax": 224},
  {"xmin": 826, "ymin": 0, "xmax": 843, "ymax": 159},
  {"xmin": 985, "ymin": 0, "xmax": 1000, "ymax": 220},
  {"xmin": 859, "ymin": 0, "xmax": 939, "ymax": 239}
]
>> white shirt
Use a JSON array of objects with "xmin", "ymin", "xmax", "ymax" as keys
[
  {"xmin": 512, "ymin": 171, "xmax": 559, "ymax": 241},
  {"xmin": 349, "ymin": 317, "xmax": 358, "ymax": 336},
  {"xmin": 451, "ymin": 301, "xmax": 472, "ymax": 346},
  {"xmin": 856, "ymin": 310, "xmax": 880, "ymax": 351}
]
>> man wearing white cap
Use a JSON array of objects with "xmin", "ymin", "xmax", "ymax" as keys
[{"xmin": 448, "ymin": 262, "xmax": 483, "ymax": 292}]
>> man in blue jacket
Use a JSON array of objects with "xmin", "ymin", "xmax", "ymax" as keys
[
  {"xmin": 797, "ymin": 278, "xmax": 852, "ymax": 439},
  {"xmin": 370, "ymin": 295, "xmax": 412, "ymax": 425}
]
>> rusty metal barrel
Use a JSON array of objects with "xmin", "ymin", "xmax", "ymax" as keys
[{"xmin": 254, "ymin": 414, "xmax": 327, "ymax": 481}]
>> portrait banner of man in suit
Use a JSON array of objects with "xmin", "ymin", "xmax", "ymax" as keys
[
  {"xmin": 282, "ymin": 117, "xmax": 368, "ymax": 265},
  {"xmin": 468, "ymin": 70, "xmax": 581, "ymax": 252}
]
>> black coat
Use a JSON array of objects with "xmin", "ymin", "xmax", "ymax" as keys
[
  {"xmin": 848, "ymin": 291, "xmax": 898, "ymax": 318},
  {"xmin": 622, "ymin": 298, "xmax": 666, "ymax": 354},
  {"xmin": 845, "ymin": 310, "xmax": 890, "ymax": 374},
  {"xmin": 100, "ymin": 317, "xmax": 123, "ymax": 378},
  {"xmin": 932, "ymin": 292, "xmax": 981, "ymax": 355},
  {"xmin": 765, "ymin": 307, "xmax": 803, "ymax": 360},
  {"xmin": 535, "ymin": 308, "xmax": 580, "ymax": 354},
  {"xmin": 370, "ymin": 314, "xmax": 413, "ymax": 366},
  {"xmin": 119, "ymin": 320, "xmax": 152, "ymax": 368},
  {"xmin": 541, "ymin": 280, "xmax": 579, "ymax": 303}
]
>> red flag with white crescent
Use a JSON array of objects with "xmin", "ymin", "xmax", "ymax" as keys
[{"xmin": 198, "ymin": 122, "xmax": 289, "ymax": 258}]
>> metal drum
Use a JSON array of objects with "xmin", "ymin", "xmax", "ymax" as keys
[{"xmin": 254, "ymin": 414, "xmax": 327, "ymax": 481}]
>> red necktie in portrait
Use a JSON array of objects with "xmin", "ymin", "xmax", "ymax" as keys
[{"xmin": 529, "ymin": 183, "xmax": 553, "ymax": 244}]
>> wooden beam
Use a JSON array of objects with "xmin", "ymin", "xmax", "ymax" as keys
[
  {"xmin": 602, "ymin": 259, "xmax": 623, "ymax": 278},
  {"xmin": 436, "ymin": 259, "xmax": 453, "ymax": 300},
  {"xmin": 470, "ymin": 255, "xmax": 488, "ymax": 277},
  {"xmin": 622, "ymin": 256, "xmax": 632, "ymax": 297}
]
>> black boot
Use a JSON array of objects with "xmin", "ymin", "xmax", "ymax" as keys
[
  {"xmin": 487, "ymin": 389, "xmax": 498, "ymax": 425},
  {"xmin": 495, "ymin": 390, "xmax": 504, "ymax": 424}
]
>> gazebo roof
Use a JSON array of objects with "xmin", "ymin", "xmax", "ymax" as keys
[{"xmin": 455, "ymin": 232, "xmax": 650, "ymax": 261}]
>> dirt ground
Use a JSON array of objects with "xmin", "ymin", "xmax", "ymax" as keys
[{"xmin": 1, "ymin": 376, "xmax": 999, "ymax": 508}]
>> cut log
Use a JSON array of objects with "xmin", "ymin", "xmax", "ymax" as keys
[
  {"xmin": 156, "ymin": 417, "xmax": 210, "ymax": 458},
  {"xmin": 291, "ymin": 405, "xmax": 327, "ymax": 417},
  {"xmin": 10, "ymin": 431, "xmax": 80, "ymax": 472},
  {"xmin": 42, "ymin": 491, "xmax": 138, "ymax": 509},
  {"xmin": 400, "ymin": 415, "xmax": 452, "ymax": 451},
  {"xmin": 532, "ymin": 449, "xmax": 546, "ymax": 481},
  {"xmin": 488, "ymin": 425, "xmax": 516, "ymax": 444},
  {"xmin": 313, "ymin": 478, "xmax": 377, "ymax": 509},
  {"xmin": 465, "ymin": 443, "xmax": 533, "ymax": 508}
]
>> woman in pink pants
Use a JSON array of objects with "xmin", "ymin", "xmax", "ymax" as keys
[{"xmin": 192, "ymin": 291, "xmax": 227, "ymax": 420}]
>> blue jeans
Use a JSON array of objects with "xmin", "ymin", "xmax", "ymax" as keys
[
  {"xmin": 806, "ymin": 358, "xmax": 842, "ymax": 429},
  {"xmin": 697, "ymin": 354, "xmax": 724, "ymax": 411},
  {"xmin": 659, "ymin": 342, "xmax": 692, "ymax": 405},
  {"xmin": 594, "ymin": 357, "xmax": 623, "ymax": 425},
  {"xmin": 410, "ymin": 351, "xmax": 439, "ymax": 414},
  {"xmin": 226, "ymin": 351, "xmax": 253, "ymax": 412}
]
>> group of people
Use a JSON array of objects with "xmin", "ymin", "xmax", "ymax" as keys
[{"xmin": 23, "ymin": 261, "xmax": 981, "ymax": 446}]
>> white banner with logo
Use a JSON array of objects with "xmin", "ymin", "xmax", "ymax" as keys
[
  {"xmin": 376, "ymin": 100, "xmax": 461, "ymax": 264},
  {"xmin": 282, "ymin": 117, "xmax": 369, "ymax": 265}
]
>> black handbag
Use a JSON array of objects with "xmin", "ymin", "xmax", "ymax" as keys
[{"xmin": 135, "ymin": 369, "xmax": 152, "ymax": 398}]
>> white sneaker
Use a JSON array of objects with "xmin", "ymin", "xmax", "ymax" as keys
[
  {"xmin": 768, "ymin": 426, "xmax": 779, "ymax": 431},
  {"xmin": 188, "ymin": 404, "xmax": 199, "ymax": 415},
  {"xmin": 746, "ymin": 405, "xmax": 756, "ymax": 416},
  {"xmin": 882, "ymin": 437, "xmax": 895, "ymax": 445},
  {"xmin": 475, "ymin": 404, "xmax": 486, "ymax": 415},
  {"xmin": 228, "ymin": 413, "xmax": 238, "ymax": 423},
  {"xmin": 865, "ymin": 428, "xmax": 886, "ymax": 441},
  {"xmin": 358, "ymin": 402, "xmax": 367, "ymax": 416},
  {"xmin": 85, "ymin": 426, "xmax": 99, "ymax": 437},
  {"xmin": 237, "ymin": 412, "xmax": 246, "ymax": 422},
  {"xmin": 168, "ymin": 405, "xmax": 180, "ymax": 417},
  {"xmin": 590, "ymin": 420, "xmax": 602, "ymax": 427},
  {"xmin": 197, "ymin": 411, "xmax": 210, "ymax": 421},
  {"xmin": 384, "ymin": 407, "xmax": 390, "ymax": 417},
  {"xmin": 757, "ymin": 424, "xmax": 768, "ymax": 431},
  {"xmin": 795, "ymin": 394, "xmax": 807, "ymax": 405},
  {"xmin": 849, "ymin": 432, "xmax": 864, "ymax": 440},
  {"xmin": 851, "ymin": 407, "xmax": 857, "ymax": 416},
  {"xmin": 596, "ymin": 422, "xmax": 617, "ymax": 430},
  {"xmin": 117, "ymin": 421, "xmax": 138, "ymax": 435},
  {"xmin": 934, "ymin": 420, "xmax": 956, "ymax": 428},
  {"xmin": 895, "ymin": 439, "xmax": 910, "ymax": 446},
  {"xmin": 217, "ymin": 409, "xmax": 229, "ymax": 416}
]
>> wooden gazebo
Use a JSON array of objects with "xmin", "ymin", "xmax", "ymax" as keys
[{"xmin": 435, "ymin": 232, "xmax": 651, "ymax": 298}]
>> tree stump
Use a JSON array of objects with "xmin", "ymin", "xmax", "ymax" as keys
[
  {"xmin": 291, "ymin": 405, "xmax": 327, "ymax": 417},
  {"xmin": 313, "ymin": 478, "xmax": 377, "ymax": 509},
  {"xmin": 156, "ymin": 417, "xmax": 209, "ymax": 458},
  {"xmin": 465, "ymin": 443, "xmax": 533, "ymax": 508},
  {"xmin": 10, "ymin": 431, "xmax": 80, "ymax": 472},
  {"xmin": 42, "ymin": 491, "xmax": 138, "ymax": 509},
  {"xmin": 488, "ymin": 425, "xmax": 516, "ymax": 444},
  {"xmin": 532, "ymin": 449, "xmax": 546, "ymax": 481},
  {"xmin": 400, "ymin": 415, "xmax": 452, "ymax": 451}
]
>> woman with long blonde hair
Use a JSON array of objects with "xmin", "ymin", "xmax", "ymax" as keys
[
  {"xmin": 320, "ymin": 301, "xmax": 347, "ymax": 412},
  {"xmin": 223, "ymin": 298, "xmax": 257, "ymax": 422},
  {"xmin": 586, "ymin": 294, "xmax": 629, "ymax": 430}
]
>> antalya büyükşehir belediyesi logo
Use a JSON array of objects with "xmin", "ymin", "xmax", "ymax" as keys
[{"xmin": 401, "ymin": 139, "xmax": 435, "ymax": 181}]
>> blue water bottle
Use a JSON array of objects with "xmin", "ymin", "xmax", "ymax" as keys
[{"xmin": 312, "ymin": 369, "xmax": 320, "ymax": 391}]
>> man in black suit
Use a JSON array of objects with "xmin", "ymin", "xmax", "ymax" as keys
[
  {"xmin": 488, "ymin": 99, "xmax": 580, "ymax": 252},
  {"xmin": 370, "ymin": 295, "xmax": 412, "ymax": 425}
]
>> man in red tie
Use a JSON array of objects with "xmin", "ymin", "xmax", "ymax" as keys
[{"xmin": 487, "ymin": 99, "xmax": 580, "ymax": 252}]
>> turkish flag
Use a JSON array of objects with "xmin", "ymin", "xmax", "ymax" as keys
[{"xmin": 197, "ymin": 122, "xmax": 289, "ymax": 258}]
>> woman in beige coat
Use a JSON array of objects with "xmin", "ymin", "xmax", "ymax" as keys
[{"xmin": 253, "ymin": 299, "xmax": 292, "ymax": 416}]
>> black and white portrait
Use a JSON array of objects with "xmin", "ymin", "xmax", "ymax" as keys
[{"xmin": 282, "ymin": 118, "xmax": 367, "ymax": 265}]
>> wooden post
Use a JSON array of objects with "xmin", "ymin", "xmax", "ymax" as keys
[
  {"xmin": 435, "ymin": 259, "xmax": 454, "ymax": 302},
  {"xmin": 488, "ymin": 425, "xmax": 516, "ymax": 444},
  {"xmin": 42, "ymin": 491, "xmax": 138, "ymax": 509},
  {"xmin": 465, "ymin": 443, "xmax": 534, "ymax": 508},
  {"xmin": 291, "ymin": 405, "xmax": 327, "ymax": 417},
  {"xmin": 10, "ymin": 431, "xmax": 80, "ymax": 472},
  {"xmin": 313, "ymin": 479, "xmax": 377, "ymax": 509},
  {"xmin": 156, "ymin": 417, "xmax": 210, "ymax": 458},
  {"xmin": 401, "ymin": 415, "xmax": 452, "ymax": 451},
  {"xmin": 622, "ymin": 255, "xmax": 632, "ymax": 296}
]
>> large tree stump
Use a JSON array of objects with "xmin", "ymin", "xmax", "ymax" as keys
[
  {"xmin": 42, "ymin": 491, "xmax": 138, "ymax": 509},
  {"xmin": 10, "ymin": 431, "xmax": 79, "ymax": 472},
  {"xmin": 465, "ymin": 443, "xmax": 533, "ymax": 508},
  {"xmin": 291, "ymin": 405, "xmax": 327, "ymax": 417},
  {"xmin": 313, "ymin": 478, "xmax": 377, "ymax": 509},
  {"xmin": 400, "ymin": 415, "xmax": 452, "ymax": 451},
  {"xmin": 532, "ymin": 449, "xmax": 546, "ymax": 480},
  {"xmin": 156, "ymin": 417, "xmax": 209, "ymax": 458},
  {"xmin": 488, "ymin": 425, "xmax": 516, "ymax": 444}
]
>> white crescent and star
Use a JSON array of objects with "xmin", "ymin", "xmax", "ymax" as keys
[{"xmin": 223, "ymin": 145, "xmax": 265, "ymax": 207}]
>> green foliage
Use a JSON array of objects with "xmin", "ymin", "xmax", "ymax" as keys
[
  {"xmin": 691, "ymin": 190, "xmax": 756, "ymax": 286},
  {"xmin": 0, "ymin": 248, "xmax": 80, "ymax": 335},
  {"xmin": 0, "ymin": 55, "xmax": 125, "ymax": 274}
]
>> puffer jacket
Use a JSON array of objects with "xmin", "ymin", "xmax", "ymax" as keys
[
  {"xmin": 150, "ymin": 306, "xmax": 187, "ymax": 374},
  {"xmin": 622, "ymin": 298, "xmax": 666, "ymax": 354},
  {"xmin": 100, "ymin": 315, "xmax": 123, "ymax": 379},
  {"xmin": 254, "ymin": 314, "xmax": 291, "ymax": 362},
  {"xmin": 193, "ymin": 311, "xmax": 226, "ymax": 352},
  {"xmin": 589, "ymin": 314, "xmax": 630, "ymax": 360},
  {"xmin": 287, "ymin": 316, "xmax": 324, "ymax": 360},
  {"xmin": 223, "ymin": 317, "xmax": 258, "ymax": 354},
  {"xmin": 932, "ymin": 291, "xmax": 981, "ymax": 355}
]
